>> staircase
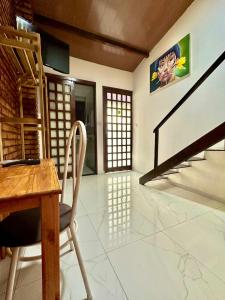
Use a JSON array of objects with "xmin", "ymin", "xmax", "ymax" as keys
[
  {"xmin": 139, "ymin": 51, "xmax": 225, "ymax": 186},
  {"xmin": 168, "ymin": 141, "xmax": 225, "ymax": 201}
]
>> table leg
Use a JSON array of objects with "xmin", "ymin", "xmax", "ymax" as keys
[
  {"xmin": 0, "ymin": 213, "xmax": 8, "ymax": 260},
  {"xmin": 0, "ymin": 247, "xmax": 6, "ymax": 260},
  {"xmin": 41, "ymin": 194, "xmax": 60, "ymax": 300}
]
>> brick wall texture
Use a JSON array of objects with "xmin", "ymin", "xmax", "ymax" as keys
[
  {"xmin": 0, "ymin": 0, "xmax": 39, "ymax": 160},
  {"xmin": 15, "ymin": 0, "xmax": 33, "ymax": 22}
]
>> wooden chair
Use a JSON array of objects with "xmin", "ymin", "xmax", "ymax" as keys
[{"xmin": 0, "ymin": 121, "xmax": 92, "ymax": 300}]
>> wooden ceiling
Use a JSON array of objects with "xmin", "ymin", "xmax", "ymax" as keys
[{"xmin": 32, "ymin": 0, "xmax": 194, "ymax": 72}]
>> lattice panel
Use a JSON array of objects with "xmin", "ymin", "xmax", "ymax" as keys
[
  {"xmin": 107, "ymin": 174, "xmax": 131, "ymax": 248},
  {"xmin": 103, "ymin": 87, "xmax": 132, "ymax": 172},
  {"xmin": 48, "ymin": 79, "xmax": 73, "ymax": 177}
]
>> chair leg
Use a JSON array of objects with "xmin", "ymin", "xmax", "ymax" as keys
[
  {"xmin": 5, "ymin": 247, "xmax": 20, "ymax": 300},
  {"xmin": 66, "ymin": 228, "xmax": 74, "ymax": 251},
  {"xmin": 70, "ymin": 225, "xmax": 92, "ymax": 300}
]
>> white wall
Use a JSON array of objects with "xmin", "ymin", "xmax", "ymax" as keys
[
  {"xmin": 133, "ymin": 0, "xmax": 225, "ymax": 174},
  {"xmin": 45, "ymin": 58, "xmax": 133, "ymax": 173}
]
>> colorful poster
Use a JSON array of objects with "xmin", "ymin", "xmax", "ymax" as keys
[{"xmin": 150, "ymin": 34, "xmax": 190, "ymax": 93}]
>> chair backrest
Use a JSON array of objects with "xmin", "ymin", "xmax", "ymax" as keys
[{"xmin": 61, "ymin": 121, "xmax": 87, "ymax": 224}]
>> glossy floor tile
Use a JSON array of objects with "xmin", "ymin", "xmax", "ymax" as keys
[
  {"xmin": 1, "ymin": 171, "xmax": 225, "ymax": 300},
  {"xmin": 165, "ymin": 207, "xmax": 225, "ymax": 282},
  {"xmin": 132, "ymin": 184, "xmax": 218, "ymax": 230},
  {"xmin": 61, "ymin": 254, "xmax": 127, "ymax": 300},
  {"xmin": 6, "ymin": 254, "xmax": 127, "ymax": 300},
  {"xmin": 108, "ymin": 232, "xmax": 225, "ymax": 300}
]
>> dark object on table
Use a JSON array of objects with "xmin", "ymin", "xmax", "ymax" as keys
[{"xmin": 1, "ymin": 159, "xmax": 40, "ymax": 168}]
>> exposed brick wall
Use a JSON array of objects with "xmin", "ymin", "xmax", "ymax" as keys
[
  {"xmin": 0, "ymin": 0, "xmax": 39, "ymax": 160},
  {"xmin": 15, "ymin": 0, "xmax": 33, "ymax": 22},
  {"xmin": 0, "ymin": 0, "xmax": 16, "ymax": 26},
  {"xmin": 0, "ymin": 0, "xmax": 21, "ymax": 160}
]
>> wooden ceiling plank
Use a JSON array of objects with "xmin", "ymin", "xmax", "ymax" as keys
[
  {"xmin": 33, "ymin": 14, "xmax": 149, "ymax": 57},
  {"xmin": 32, "ymin": 0, "xmax": 194, "ymax": 71},
  {"xmin": 37, "ymin": 23, "xmax": 143, "ymax": 71}
]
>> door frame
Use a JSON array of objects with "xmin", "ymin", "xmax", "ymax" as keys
[
  {"xmin": 46, "ymin": 73, "xmax": 98, "ymax": 175},
  {"xmin": 103, "ymin": 86, "xmax": 133, "ymax": 173}
]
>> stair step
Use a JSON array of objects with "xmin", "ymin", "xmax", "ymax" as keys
[
  {"xmin": 162, "ymin": 170, "xmax": 179, "ymax": 175},
  {"xmin": 206, "ymin": 149, "xmax": 225, "ymax": 151},
  {"xmin": 151, "ymin": 175, "xmax": 168, "ymax": 181},
  {"xmin": 173, "ymin": 163, "xmax": 190, "ymax": 169},
  {"xmin": 187, "ymin": 157, "xmax": 206, "ymax": 162}
]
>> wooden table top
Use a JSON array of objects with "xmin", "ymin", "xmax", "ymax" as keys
[{"xmin": 0, "ymin": 159, "xmax": 61, "ymax": 201}]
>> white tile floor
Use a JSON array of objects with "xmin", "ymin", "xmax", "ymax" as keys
[{"xmin": 1, "ymin": 171, "xmax": 225, "ymax": 299}]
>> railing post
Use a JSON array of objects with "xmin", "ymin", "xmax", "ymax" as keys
[{"xmin": 154, "ymin": 129, "xmax": 159, "ymax": 169}]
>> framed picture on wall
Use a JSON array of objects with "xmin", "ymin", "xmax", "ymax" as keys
[{"xmin": 150, "ymin": 34, "xmax": 190, "ymax": 93}]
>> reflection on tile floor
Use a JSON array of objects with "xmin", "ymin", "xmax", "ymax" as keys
[{"xmin": 1, "ymin": 171, "xmax": 225, "ymax": 299}]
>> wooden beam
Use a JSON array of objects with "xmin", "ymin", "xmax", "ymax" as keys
[
  {"xmin": 0, "ymin": 117, "xmax": 42, "ymax": 125},
  {"xmin": 19, "ymin": 81, "xmax": 25, "ymax": 159},
  {"xmin": 44, "ymin": 76, "xmax": 51, "ymax": 158},
  {"xmin": 24, "ymin": 126, "xmax": 42, "ymax": 131},
  {"xmin": 21, "ymin": 84, "xmax": 37, "ymax": 88},
  {"xmin": 0, "ymin": 124, "xmax": 3, "ymax": 161},
  {"xmin": 0, "ymin": 26, "xmax": 38, "ymax": 40},
  {"xmin": 33, "ymin": 14, "xmax": 149, "ymax": 57},
  {"xmin": 0, "ymin": 36, "xmax": 35, "ymax": 51},
  {"xmin": 25, "ymin": 50, "xmax": 38, "ymax": 77},
  {"xmin": 37, "ymin": 34, "xmax": 47, "ymax": 159}
]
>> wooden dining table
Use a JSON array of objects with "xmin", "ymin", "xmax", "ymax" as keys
[{"xmin": 0, "ymin": 159, "xmax": 61, "ymax": 300}]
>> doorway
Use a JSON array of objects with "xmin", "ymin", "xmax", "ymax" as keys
[
  {"xmin": 74, "ymin": 83, "xmax": 97, "ymax": 175},
  {"xmin": 103, "ymin": 86, "xmax": 133, "ymax": 172},
  {"xmin": 47, "ymin": 74, "xmax": 97, "ymax": 177}
]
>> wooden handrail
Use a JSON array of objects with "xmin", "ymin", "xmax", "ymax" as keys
[
  {"xmin": 140, "ymin": 121, "xmax": 225, "ymax": 185},
  {"xmin": 153, "ymin": 51, "xmax": 225, "ymax": 133}
]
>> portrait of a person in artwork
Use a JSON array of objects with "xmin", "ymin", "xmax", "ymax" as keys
[
  {"xmin": 150, "ymin": 34, "xmax": 190, "ymax": 93},
  {"xmin": 156, "ymin": 45, "xmax": 181, "ymax": 86}
]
